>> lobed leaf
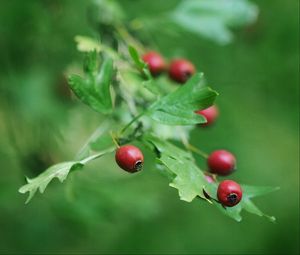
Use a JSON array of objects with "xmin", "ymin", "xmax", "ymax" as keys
[
  {"xmin": 128, "ymin": 45, "xmax": 152, "ymax": 79},
  {"xmin": 142, "ymin": 134, "xmax": 278, "ymax": 222},
  {"xmin": 203, "ymin": 182, "xmax": 278, "ymax": 222},
  {"xmin": 68, "ymin": 74, "xmax": 108, "ymax": 113},
  {"xmin": 68, "ymin": 52, "xmax": 114, "ymax": 114},
  {"xmin": 128, "ymin": 45, "xmax": 144, "ymax": 70},
  {"xmin": 19, "ymin": 148, "xmax": 115, "ymax": 203},
  {"xmin": 142, "ymin": 134, "xmax": 209, "ymax": 202},
  {"xmin": 19, "ymin": 162, "xmax": 83, "ymax": 204},
  {"xmin": 242, "ymin": 185, "xmax": 280, "ymax": 199},
  {"xmin": 95, "ymin": 58, "xmax": 114, "ymax": 110},
  {"xmin": 147, "ymin": 73, "xmax": 218, "ymax": 125}
]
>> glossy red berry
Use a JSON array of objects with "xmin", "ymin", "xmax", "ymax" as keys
[
  {"xmin": 169, "ymin": 59, "xmax": 196, "ymax": 83},
  {"xmin": 207, "ymin": 150, "xmax": 236, "ymax": 176},
  {"xmin": 115, "ymin": 145, "xmax": 144, "ymax": 173},
  {"xmin": 142, "ymin": 51, "xmax": 166, "ymax": 76},
  {"xmin": 217, "ymin": 180, "xmax": 242, "ymax": 207},
  {"xmin": 195, "ymin": 105, "xmax": 219, "ymax": 126}
]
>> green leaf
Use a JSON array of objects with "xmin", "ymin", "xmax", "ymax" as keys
[
  {"xmin": 150, "ymin": 122, "xmax": 193, "ymax": 141},
  {"xmin": 68, "ymin": 74, "xmax": 108, "ymax": 113},
  {"xmin": 214, "ymin": 197, "xmax": 276, "ymax": 222},
  {"xmin": 214, "ymin": 201, "xmax": 243, "ymax": 222},
  {"xmin": 68, "ymin": 52, "xmax": 114, "ymax": 114},
  {"xmin": 142, "ymin": 135, "xmax": 209, "ymax": 202},
  {"xmin": 96, "ymin": 58, "xmax": 114, "ymax": 110},
  {"xmin": 147, "ymin": 73, "xmax": 218, "ymax": 125},
  {"xmin": 170, "ymin": 0, "xmax": 258, "ymax": 44},
  {"xmin": 83, "ymin": 51, "xmax": 99, "ymax": 74},
  {"xmin": 242, "ymin": 185, "xmax": 280, "ymax": 198},
  {"xmin": 203, "ymin": 183, "xmax": 279, "ymax": 222},
  {"xmin": 142, "ymin": 134, "xmax": 278, "ymax": 222},
  {"xmin": 19, "ymin": 162, "xmax": 83, "ymax": 204},
  {"xmin": 128, "ymin": 45, "xmax": 144, "ymax": 69},
  {"xmin": 128, "ymin": 45, "xmax": 151, "ymax": 79},
  {"xmin": 242, "ymin": 198, "xmax": 276, "ymax": 222},
  {"xmin": 19, "ymin": 148, "xmax": 115, "ymax": 203},
  {"xmin": 148, "ymin": 110, "xmax": 204, "ymax": 125}
]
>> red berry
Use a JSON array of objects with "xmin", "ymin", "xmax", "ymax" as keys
[
  {"xmin": 217, "ymin": 180, "xmax": 242, "ymax": 207},
  {"xmin": 195, "ymin": 105, "xmax": 219, "ymax": 126},
  {"xmin": 169, "ymin": 59, "xmax": 196, "ymax": 83},
  {"xmin": 207, "ymin": 150, "xmax": 236, "ymax": 176},
  {"xmin": 142, "ymin": 51, "xmax": 166, "ymax": 76},
  {"xmin": 115, "ymin": 145, "xmax": 144, "ymax": 173}
]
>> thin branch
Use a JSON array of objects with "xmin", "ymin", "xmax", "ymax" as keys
[
  {"xmin": 75, "ymin": 121, "xmax": 110, "ymax": 160},
  {"xmin": 178, "ymin": 127, "xmax": 208, "ymax": 159},
  {"xmin": 80, "ymin": 147, "xmax": 115, "ymax": 165},
  {"xmin": 119, "ymin": 112, "xmax": 144, "ymax": 135}
]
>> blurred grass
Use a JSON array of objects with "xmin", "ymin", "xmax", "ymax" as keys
[{"xmin": 0, "ymin": 0, "xmax": 299, "ymax": 254}]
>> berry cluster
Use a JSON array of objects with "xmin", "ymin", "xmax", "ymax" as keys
[
  {"xmin": 206, "ymin": 150, "xmax": 242, "ymax": 207},
  {"xmin": 143, "ymin": 51, "xmax": 218, "ymax": 127},
  {"xmin": 114, "ymin": 51, "xmax": 243, "ymax": 208},
  {"xmin": 142, "ymin": 51, "xmax": 195, "ymax": 84},
  {"xmin": 115, "ymin": 145, "xmax": 242, "ymax": 207}
]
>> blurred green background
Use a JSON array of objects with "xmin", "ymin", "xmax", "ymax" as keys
[{"xmin": 0, "ymin": 0, "xmax": 298, "ymax": 254}]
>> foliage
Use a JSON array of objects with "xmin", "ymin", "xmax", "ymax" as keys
[
  {"xmin": 68, "ymin": 51, "xmax": 114, "ymax": 114},
  {"xmin": 19, "ymin": 148, "xmax": 115, "ymax": 203},
  {"xmin": 18, "ymin": 3, "xmax": 278, "ymax": 221},
  {"xmin": 169, "ymin": 0, "xmax": 258, "ymax": 44},
  {"xmin": 141, "ymin": 134, "xmax": 279, "ymax": 222},
  {"xmin": 19, "ymin": 2, "xmax": 275, "ymax": 221}
]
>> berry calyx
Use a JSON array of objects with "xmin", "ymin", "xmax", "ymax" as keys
[
  {"xmin": 207, "ymin": 150, "xmax": 236, "ymax": 176},
  {"xmin": 195, "ymin": 105, "xmax": 219, "ymax": 126},
  {"xmin": 115, "ymin": 145, "xmax": 144, "ymax": 173},
  {"xmin": 217, "ymin": 180, "xmax": 242, "ymax": 207},
  {"xmin": 169, "ymin": 59, "xmax": 196, "ymax": 83},
  {"xmin": 142, "ymin": 51, "xmax": 166, "ymax": 76}
]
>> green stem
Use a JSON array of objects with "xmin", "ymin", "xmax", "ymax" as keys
[
  {"xmin": 110, "ymin": 132, "xmax": 120, "ymax": 148},
  {"xmin": 75, "ymin": 121, "xmax": 110, "ymax": 160},
  {"xmin": 178, "ymin": 127, "xmax": 208, "ymax": 159},
  {"xmin": 186, "ymin": 144, "xmax": 208, "ymax": 159},
  {"xmin": 120, "ymin": 112, "xmax": 144, "ymax": 135},
  {"xmin": 80, "ymin": 147, "xmax": 115, "ymax": 165}
]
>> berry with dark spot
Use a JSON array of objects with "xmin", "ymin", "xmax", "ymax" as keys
[
  {"xmin": 217, "ymin": 180, "xmax": 242, "ymax": 207},
  {"xmin": 115, "ymin": 145, "xmax": 144, "ymax": 173}
]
